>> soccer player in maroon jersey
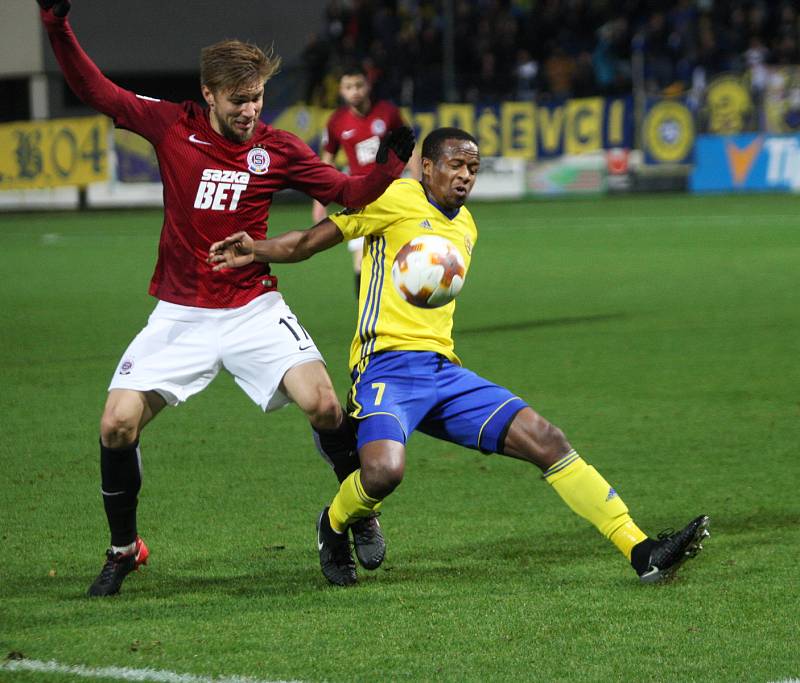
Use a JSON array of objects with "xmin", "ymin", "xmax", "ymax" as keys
[
  {"xmin": 312, "ymin": 65, "xmax": 421, "ymax": 295},
  {"xmin": 36, "ymin": 0, "xmax": 414, "ymax": 597}
]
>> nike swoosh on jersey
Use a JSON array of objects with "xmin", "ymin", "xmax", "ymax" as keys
[
  {"xmin": 341, "ymin": 129, "xmax": 356, "ymax": 139},
  {"xmin": 188, "ymin": 133, "xmax": 212, "ymax": 145}
]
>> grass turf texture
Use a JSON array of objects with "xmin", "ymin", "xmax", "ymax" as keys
[{"xmin": 0, "ymin": 193, "xmax": 798, "ymax": 683}]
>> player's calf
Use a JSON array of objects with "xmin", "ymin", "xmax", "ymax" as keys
[
  {"xmin": 312, "ymin": 413, "xmax": 359, "ymax": 483},
  {"xmin": 501, "ymin": 407, "xmax": 572, "ymax": 471}
]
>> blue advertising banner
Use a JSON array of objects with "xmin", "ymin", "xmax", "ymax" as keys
[{"xmin": 690, "ymin": 133, "xmax": 800, "ymax": 193}]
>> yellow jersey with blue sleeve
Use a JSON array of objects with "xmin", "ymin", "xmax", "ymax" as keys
[{"xmin": 329, "ymin": 178, "xmax": 477, "ymax": 370}]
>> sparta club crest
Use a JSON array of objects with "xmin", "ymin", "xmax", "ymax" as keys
[
  {"xmin": 371, "ymin": 118, "xmax": 387, "ymax": 136},
  {"xmin": 247, "ymin": 146, "xmax": 270, "ymax": 175}
]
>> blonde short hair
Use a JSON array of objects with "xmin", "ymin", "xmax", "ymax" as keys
[{"xmin": 200, "ymin": 40, "xmax": 281, "ymax": 94}]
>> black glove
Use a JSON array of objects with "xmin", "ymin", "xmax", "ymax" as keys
[
  {"xmin": 376, "ymin": 126, "xmax": 415, "ymax": 164},
  {"xmin": 37, "ymin": 0, "xmax": 71, "ymax": 17}
]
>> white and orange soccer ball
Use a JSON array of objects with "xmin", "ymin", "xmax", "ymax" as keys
[{"xmin": 391, "ymin": 234, "xmax": 466, "ymax": 308}]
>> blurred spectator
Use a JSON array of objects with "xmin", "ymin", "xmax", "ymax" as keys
[
  {"xmin": 302, "ymin": 33, "xmax": 331, "ymax": 105},
  {"xmin": 543, "ymin": 45, "xmax": 577, "ymax": 100},
  {"xmin": 514, "ymin": 48, "xmax": 539, "ymax": 100}
]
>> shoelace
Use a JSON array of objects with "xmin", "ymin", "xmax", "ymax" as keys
[
  {"xmin": 330, "ymin": 534, "xmax": 354, "ymax": 563},
  {"xmin": 350, "ymin": 513, "xmax": 380, "ymax": 537},
  {"xmin": 655, "ymin": 526, "xmax": 702, "ymax": 558},
  {"xmin": 354, "ymin": 511, "xmax": 381, "ymax": 525},
  {"xmin": 97, "ymin": 551, "xmax": 127, "ymax": 581}
]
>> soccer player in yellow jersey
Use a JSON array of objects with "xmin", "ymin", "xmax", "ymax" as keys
[{"xmin": 209, "ymin": 127, "xmax": 710, "ymax": 587}]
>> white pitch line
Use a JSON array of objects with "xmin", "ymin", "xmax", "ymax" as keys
[{"xmin": 0, "ymin": 659, "xmax": 303, "ymax": 683}]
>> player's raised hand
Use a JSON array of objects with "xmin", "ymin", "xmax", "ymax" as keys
[
  {"xmin": 37, "ymin": 0, "xmax": 71, "ymax": 17},
  {"xmin": 376, "ymin": 126, "xmax": 415, "ymax": 164},
  {"xmin": 207, "ymin": 231, "xmax": 256, "ymax": 271}
]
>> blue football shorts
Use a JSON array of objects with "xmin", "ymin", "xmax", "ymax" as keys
[{"xmin": 348, "ymin": 351, "xmax": 528, "ymax": 454}]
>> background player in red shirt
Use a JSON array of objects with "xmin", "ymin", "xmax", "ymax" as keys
[
  {"xmin": 312, "ymin": 65, "xmax": 421, "ymax": 295},
  {"xmin": 37, "ymin": 0, "xmax": 414, "ymax": 597}
]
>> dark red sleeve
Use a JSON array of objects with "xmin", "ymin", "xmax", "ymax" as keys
[
  {"xmin": 323, "ymin": 114, "xmax": 340, "ymax": 155},
  {"xmin": 41, "ymin": 12, "xmax": 182, "ymax": 144},
  {"xmin": 282, "ymin": 132, "xmax": 405, "ymax": 207},
  {"xmin": 388, "ymin": 103, "xmax": 406, "ymax": 130}
]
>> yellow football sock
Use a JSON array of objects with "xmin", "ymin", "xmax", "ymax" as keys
[
  {"xmin": 328, "ymin": 470, "xmax": 382, "ymax": 533},
  {"xmin": 544, "ymin": 450, "xmax": 648, "ymax": 560}
]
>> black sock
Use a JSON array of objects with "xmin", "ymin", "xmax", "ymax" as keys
[
  {"xmin": 313, "ymin": 414, "xmax": 359, "ymax": 484},
  {"xmin": 630, "ymin": 538, "xmax": 656, "ymax": 573},
  {"xmin": 100, "ymin": 439, "xmax": 142, "ymax": 547}
]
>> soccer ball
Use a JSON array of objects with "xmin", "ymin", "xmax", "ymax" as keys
[{"xmin": 391, "ymin": 234, "xmax": 466, "ymax": 308}]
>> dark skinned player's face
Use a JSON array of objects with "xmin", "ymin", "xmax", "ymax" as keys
[{"xmin": 422, "ymin": 139, "xmax": 480, "ymax": 211}]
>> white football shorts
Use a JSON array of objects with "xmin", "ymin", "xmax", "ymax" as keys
[
  {"xmin": 347, "ymin": 236, "xmax": 365, "ymax": 254},
  {"xmin": 108, "ymin": 292, "xmax": 324, "ymax": 411}
]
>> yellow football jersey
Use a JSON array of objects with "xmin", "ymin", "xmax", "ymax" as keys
[{"xmin": 330, "ymin": 178, "xmax": 478, "ymax": 370}]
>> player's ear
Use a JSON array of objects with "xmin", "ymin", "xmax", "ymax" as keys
[{"xmin": 201, "ymin": 85, "xmax": 215, "ymax": 108}]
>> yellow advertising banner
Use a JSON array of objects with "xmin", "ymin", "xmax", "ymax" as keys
[
  {"xmin": 0, "ymin": 115, "xmax": 110, "ymax": 190},
  {"xmin": 267, "ymin": 99, "xmax": 635, "ymax": 162}
]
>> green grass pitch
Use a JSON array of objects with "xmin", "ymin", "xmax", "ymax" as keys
[{"xmin": 0, "ymin": 193, "xmax": 798, "ymax": 682}]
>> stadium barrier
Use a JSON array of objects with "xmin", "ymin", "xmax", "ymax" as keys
[{"xmin": 3, "ymin": 69, "xmax": 800, "ymax": 210}]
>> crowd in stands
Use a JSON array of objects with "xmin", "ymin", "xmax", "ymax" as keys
[{"xmin": 301, "ymin": 0, "xmax": 800, "ymax": 106}]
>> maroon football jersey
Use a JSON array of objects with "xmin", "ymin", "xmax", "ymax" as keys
[
  {"xmin": 324, "ymin": 100, "xmax": 406, "ymax": 176},
  {"xmin": 43, "ymin": 14, "xmax": 404, "ymax": 308}
]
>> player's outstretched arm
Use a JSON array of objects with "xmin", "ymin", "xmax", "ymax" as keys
[
  {"xmin": 38, "ymin": 0, "xmax": 133, "ymax": 118},
  {"xmin": 331, "ymin": 127, "xmax": 416, "ymax": 208},
  {"xmin": 311, "ymin": 150, "xmax": 337, "ymax": 222},
  {"xmin": 208, "ymin": 219, "xmax": 344, "ymax": 270}
]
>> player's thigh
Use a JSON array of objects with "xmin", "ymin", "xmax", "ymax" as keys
[
  {"xmin": 281, "ymin": 360, "xmax": 338, "ymax": 415},
  {"xmin": 108, "ymin": 302, "xmax": 223, "ymax": 406},
  {"xmin": 418, "ymin": 362, "xmax": 527, "ymax": 454},
  {"xmin": 221, "ymin": 293, "xmax": 325, "ymax": 412},
  {"xmin": 348, "ymin": 351, "xmax": 438, "ymax": 447}
]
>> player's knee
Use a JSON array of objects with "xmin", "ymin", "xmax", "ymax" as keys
[
  {"xmin": 306, "ymin": 387, "xmax": 342, "ymax": 432},
  {"xmin": 360, "ymin": 454, "xmax": 404, "ymax": 499},
  {"xmin": 99, "ymin": 409, "xmax": 140, "ymax": 449},
  {"xmin": 541, "ymin": 421, "xmax": 570, "ymax": 459}
]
